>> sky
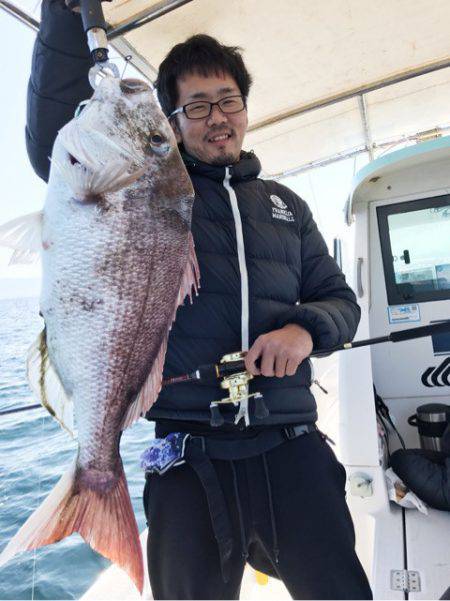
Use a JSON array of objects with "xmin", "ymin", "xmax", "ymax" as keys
[
  {"xmin": 0, "ymin": 11, "xmax": 45, "ymax": 298},
  {"xmin": 0, "ymin": 6, "xmax": 368, "ymax": 300}
]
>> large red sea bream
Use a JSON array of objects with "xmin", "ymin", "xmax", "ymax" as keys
[{"xmin": 0, "ymin": 76, "xmax": 198, "ymax": 592}]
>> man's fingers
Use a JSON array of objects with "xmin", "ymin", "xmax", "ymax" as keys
[
  {"xmin": 245, "ymin": 355, "xmax": 261, "ymax": 375},
  {"xmin": 65, "ymin": 0, "xmax": 81, "ymax": 12},
  {"xmin": 260, "ymin": 349, "xmax": 276, "ymax": 377},
  {"xmin": 275, "ymin": 355, "xmax": 289, "ymax": 378},
  {"xmin": 246, "ymin": 326, "xmax": 312, "ymax": 379},
  {"xmin": 245, "ymin": 343, "xmax": 262, "ymax": 375},
  {"xmin": 286, "ymin": 358, "xmax": 300, "ymax": 376}
]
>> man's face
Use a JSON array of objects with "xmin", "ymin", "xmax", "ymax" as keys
[{"xmin": 171, "ymin": 71, "xmax": 248, "ymax": 166}]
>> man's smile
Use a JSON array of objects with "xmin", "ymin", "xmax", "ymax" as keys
[{"xmin": 206, "ymin": 131, "xmax": 234, "ymax": 144}]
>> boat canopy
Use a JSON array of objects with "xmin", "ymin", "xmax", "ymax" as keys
[
  {"xmin": 346, "ymin": 134, "xmax": 450, "ymax": 221},
  {"xmin": 3, "ymin": 0, "xmax": 450, "ymax": 176}
]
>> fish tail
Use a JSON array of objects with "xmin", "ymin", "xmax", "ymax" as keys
[{"xmin": 0, "ymin": 459, "xmax": 144, "ymax": 593}]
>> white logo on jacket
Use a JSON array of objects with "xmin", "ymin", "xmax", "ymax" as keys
[
  {"xmin": 270, "ymin": 194, "xmax": 287, "ymax": 209},
  {"xmin": 270, "ymin": 194, "xmax": 294, "ymax": 222}
]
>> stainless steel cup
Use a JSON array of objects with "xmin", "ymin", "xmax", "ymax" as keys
[{"xmin": 408, "ymin": 403, "xmax": 450, "ymax": 451}]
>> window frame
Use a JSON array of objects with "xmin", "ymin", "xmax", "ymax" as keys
[{"xmin": 377, "ymin": 193, "xmax": 450, "ymax": 305}]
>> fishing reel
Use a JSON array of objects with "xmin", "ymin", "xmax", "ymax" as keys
[
  {"xmin": 162, "ymin": 320, "xmax": 450, "ymax": 428},
  {"xmin": 208, "ymin": 352, "xmax": 269, "ymax": 427}
]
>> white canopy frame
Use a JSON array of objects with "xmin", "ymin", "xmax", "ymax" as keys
[{"xmin": 2, "ymin": 0, "xmax": 450, "ymax": 177}]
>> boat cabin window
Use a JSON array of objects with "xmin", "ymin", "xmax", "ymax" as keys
[{"xmin": 377, "ymin": 194, "xmax": 450, "ymax": 305}]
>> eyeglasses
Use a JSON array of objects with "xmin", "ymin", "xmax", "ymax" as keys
[{"xmin": 169, "ymin": 95, "xmax": 246, "ymax": 120}]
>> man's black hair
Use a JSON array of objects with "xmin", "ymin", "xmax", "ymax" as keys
[{"xmin": 156, "ymin": 34, "xmax": 252, "ymax": 117}]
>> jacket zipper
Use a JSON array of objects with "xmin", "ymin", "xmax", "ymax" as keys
[{"xmin": 223, "ymin": 167, "xmax": 249, "ymax": 351}]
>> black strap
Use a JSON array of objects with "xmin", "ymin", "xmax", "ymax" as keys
[
  {"xmin": 183, "ymin": 443, "xmax": 233, "ymax": 582},
  {"xmin": 182, "ymin": 424, "xmax": 315, "ymax": 582},
  {"xmin": 189, "ymin": 424, "xmax": 316, "ymax": 461}
]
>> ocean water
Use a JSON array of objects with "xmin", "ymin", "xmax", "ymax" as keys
[{"xmin": 0, "ymin": 297, "xmax": 153, "ymax": 600}]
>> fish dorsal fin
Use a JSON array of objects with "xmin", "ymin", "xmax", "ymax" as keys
[
  {"xmin": 121, "ymin": 232, "xmax": 200, "ymax": 430},
  {"xmin": 27, "ymin": 330, "xmax": 75, "ymax": 438},
  {"xmin": 0, "ymin": 211, "xmax": 42, "ymax": 265}
]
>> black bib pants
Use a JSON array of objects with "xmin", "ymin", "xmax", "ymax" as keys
[{"xmin": 143, "ymin": 430, "xmax": 373, "ymax": 600}]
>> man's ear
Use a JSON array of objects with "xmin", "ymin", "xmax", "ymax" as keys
[{"xmin": 170, "ymin": 117, "xmax": 183, "ymax": 144}]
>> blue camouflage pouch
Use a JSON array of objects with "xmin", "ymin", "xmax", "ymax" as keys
[{"xmin": 140, "ymin": 432, "xmax": 188, "ymax": 475}]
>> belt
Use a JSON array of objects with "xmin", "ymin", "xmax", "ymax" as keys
[
  {"xmin": 188, "ymin": 423, "xmax": 316, "ymax": 460},
  {"xmin": 183, "ymin": 424, "xmax": 316, "ymax": 581}
]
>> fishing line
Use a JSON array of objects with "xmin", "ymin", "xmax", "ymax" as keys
[
  {"xmin": 378, "ymin": 139, "xmax": 406, "ymax": 158},
  {"xmin": 100, "ymin": 54, "xmax": 133, "ymax": 80},
  {"xmin": 121, "ymin": 55, "xmax": 133, "ymax": 80},
  {"xmin": 31, "ymin": 0, "xmax": 41, "ymax": 14},
  {"xmin": 30, "ymin": 412, "xmax": 45, "ymax": 601}
]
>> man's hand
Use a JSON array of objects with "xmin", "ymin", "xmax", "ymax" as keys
[
  {"xmin": 65, "ymin": 0, "xmax": 80, "ymax": 12},
  {"xmin": 245, "ymin": 323, "xmax": 313, "ymax": 378},
  {"xmin": 65, "ymin": 0, "xmax": 113, "ymax": 12}
]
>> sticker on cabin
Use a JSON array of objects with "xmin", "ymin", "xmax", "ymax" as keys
[
  {"xmin": 388, "ymin": 304, "xmax": 421, "ymax": 324},
  {"xmin": 421, "ymin": 357, "xmax": 450, "ymax": 387},
  {"xmin": 270, "ymin": 195, "xmax": 294, "ymax": 222}
]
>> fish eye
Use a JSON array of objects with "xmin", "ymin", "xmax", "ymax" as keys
[
  {"xmin": 144, "ymin": 131, "xmax": 170, "ymax": 156},
  {"xmin": 150, "ymin": 132, "xmax": 164, "ymax": 146}
]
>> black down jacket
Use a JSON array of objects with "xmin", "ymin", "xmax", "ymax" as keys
[{"xmin": 26, "ymin": 1, "xmax": 361, "ymax": 429}]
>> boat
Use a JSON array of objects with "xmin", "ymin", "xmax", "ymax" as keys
[
  {"xmin": 341, "ymin": 137, "xmax": 450, "ymax": 599},
  {"xmin": 0, "ymin": 1, "xmax": 449, "ymax": 598}
]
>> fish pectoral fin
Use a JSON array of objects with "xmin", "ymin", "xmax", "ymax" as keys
[
  {"xmin": 121, "ymin": 232, "xmax": 200, "ymax": 430},
  {"xmin": 0, "ymin": 211, "xmax": 42, "ymax": 265},
  {"xmin": 87, "ymin": 160, "xmax": 146, "ymax": 195},
  {"xmin": 27, "ymin": 330, "xmax": 75, "ymax": 438},
  {"xmin": 0, "ymin": 459, "xmax": 144, "ymax": 594},
  {"xmin": 51, "ymin": 156, "xmax": 145, "ymax": 198}
]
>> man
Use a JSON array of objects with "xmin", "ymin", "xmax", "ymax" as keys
[{"xmin": 27, "ymin": 2, "xmax": 372, "ymax": 599}]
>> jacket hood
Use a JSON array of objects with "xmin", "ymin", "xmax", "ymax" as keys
[{"xmin": 181, "ymin": 149, "xmax": 261, "ymax": 183}]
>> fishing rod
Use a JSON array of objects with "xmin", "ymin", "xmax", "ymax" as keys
[
  {"xmin": 163, "ymin": 320, "xmax": 450, "ymax": 426},
  {"xmin": 163, "ymin": 320, "xmax": 450, "ymax": 384},
  {"xmin": 2, "ymin": 321, "xmax": 449, "ymax": 419}
]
